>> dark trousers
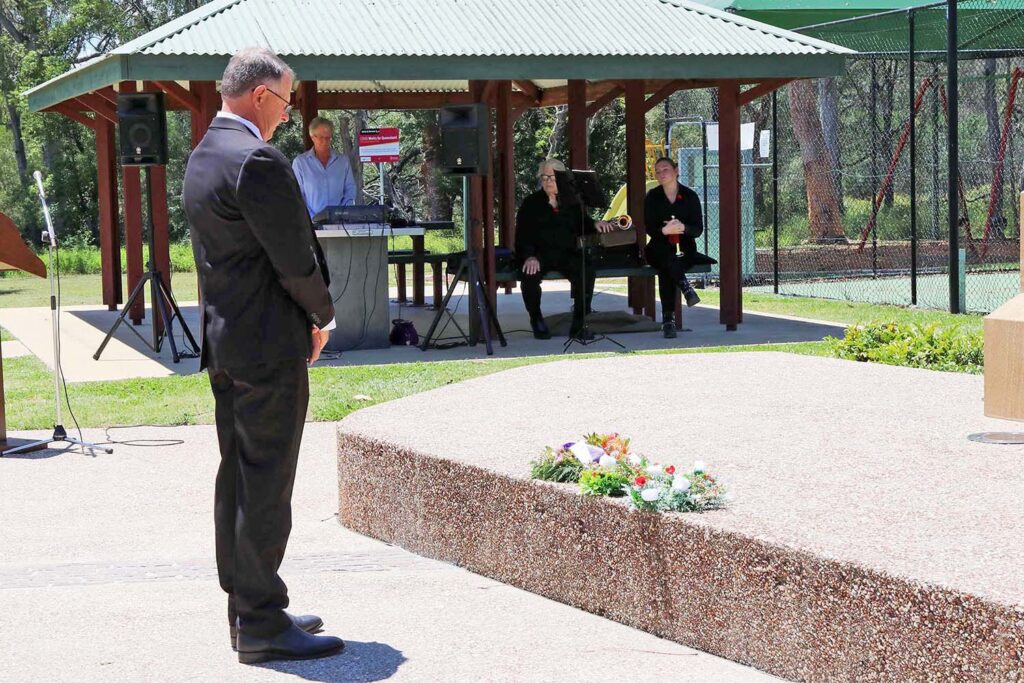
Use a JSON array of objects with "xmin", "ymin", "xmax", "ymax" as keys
[
  {"xmin": 208, "ymin": 357, "xmax": 309, "ymax": 638},
  {"xmin": 520, "ymin": 251, "xmax": 596, "ymax": 322},
  {"xmin": 645, "ymin": 244, "xmax": 696, "ymax": 318}
]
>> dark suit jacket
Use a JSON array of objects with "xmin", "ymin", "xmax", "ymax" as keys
[
  {"xmin": 514, "ymin": 189, "xmax": 596, "ymax": 262},
  {"xmin": 644, "ymin": 182, "xmax": 704, "ymax": 259},
  {"xmin": 183, "ymin": 117, "xmax": 335, "ymax": 371}
]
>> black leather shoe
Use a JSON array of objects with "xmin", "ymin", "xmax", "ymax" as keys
[
  {"xmin": 683, "ymin": 287, "xmax": 701, "ymax": 307},
  {"xmin": 530, "ymin": 317, "xmax": 552, "ymax": 340},
  {"xmin": 231, "ymin": 612, "xmax": 323, "ymax": 651},
  {"xmin": 662, "ymin": 320, "xmax": 678, "ymax": 339},
  {"xmin": 237, "ymin": 623, "xmax": 345, "ymax": 664}
]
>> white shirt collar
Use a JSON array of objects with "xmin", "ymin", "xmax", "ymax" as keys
[{"xmin": 214, "ymin": 111, "xmax": 262, "ymax": 140}]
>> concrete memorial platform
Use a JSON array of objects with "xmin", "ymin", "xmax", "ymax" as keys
[{"xmin": 337, "ymin": 353, "xmax": 1024, "ymax": 682}]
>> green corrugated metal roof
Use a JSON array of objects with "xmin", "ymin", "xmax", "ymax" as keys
[
  {"xmin": 26, "ymin": 0, "xmax": 852, "ymax": 112},
  {"xmin": 693, "ymin": 0, "xmax": 1024, "ymax": 53}
]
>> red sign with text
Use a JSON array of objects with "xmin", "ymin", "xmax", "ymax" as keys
[{"xmin": 358, "ymin": 128, "xmax": 400, "ymax": 163}]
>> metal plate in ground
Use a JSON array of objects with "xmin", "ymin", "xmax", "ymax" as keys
[{"xmin": 967, "ymin": 432, "xmax": 1024, "ymax": 444}]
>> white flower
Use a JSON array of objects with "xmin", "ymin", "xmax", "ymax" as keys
[
  {"xmin": 627, "ymin": 454, "xmax": 642, "ymax": 466},
  {"xmin": 640, "ymin": 488, "xmax": 661, "ymax": 502},
  {"xmin": 646, "ymin": 464, "xmax": 663, "ymax": 476},
  {"xmin": 598, "ymin": 454, "xmax": 617, "ymax": 469},
  {"xmin": 692, "ymin": 460, "xmax": 708, "ymax": 473},
  {"xmin": 570, "ymin": 442, "xmax": 594, "ymax": 464},
  {"xmin": 588, "ymin": 444, "xmax": 605, "ymax": 459},
  {"xmin": 672, "ymin": 476, "xmax": 691, "ymax": 492}
]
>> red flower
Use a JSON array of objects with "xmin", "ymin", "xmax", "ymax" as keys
[
  {"xmin": 635, "ymin": 476, "xmax": 647, "ymax": 486},
  {"xmin": 665, "ymin": 466, "xmax": 676, "ymax": 475}
]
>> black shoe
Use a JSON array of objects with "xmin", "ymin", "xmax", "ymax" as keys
[
  {"xmin": 678, "ymin": 274, "xmax": 701, "ymax": 307},
  {"xmin": 237, "ymin": 623, "xmax": 345, "ymax": 664},
  {"xmin": 231, "ymin": 612, "xmax": 323, "ymax": 651},
  {"xmin": 662, "ymin": 320, "xmax": 678, "ymax": 339},
  {"xmin": 530, "ymin": 317, "xmax": 551, "ymax": 340}
]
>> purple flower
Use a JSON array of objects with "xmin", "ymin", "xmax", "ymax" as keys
[{"xmin": 562, "ymin": 442, "xmax": 575, "ymax": 450}]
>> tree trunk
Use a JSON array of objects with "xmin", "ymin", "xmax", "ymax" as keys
[
  {"xmin": 788, "ymin": 79, "xmax": 846, "ymax": 243},
  {"xmin": 984, "ymin": 58, "xmax": 1006, "ymax": 237},
  {"xmin": 419, "ymin": 122, "xmax": 451, "ymax": 220},
  {"xmin": 880, "ymin": 64, "xmax": 896, "ymax": 208},
  {"xmin": 818, "ymin": 78, "xmax": 844, "ymax": 214},
  {"xmin": 547, "ymin": 105, "xmax": 567, "ymax": 160},
  {"xmin": 338, "ymin": 110, "xmax": 367, "ymax": 201},
  {"xmin": 3, "ymin": 93, "xmax": 27, "ymax": 178}
]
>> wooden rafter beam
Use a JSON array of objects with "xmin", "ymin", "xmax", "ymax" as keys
[
  {"xmin": 585, "ymin": 85, "xmax": 624, "ymax": 118},
  {"xmin": 512, "ymin": 79, "xmax": 541, "ymax": 103},
  {"xmin": 93, "ymin": 86, "xmax": 118, "ymax": 106},
  {"xmin": 737, "ymin": 79, "xmax": 793, "ymax": 107},
  {"xmin": 644, "ymin": 80, "xmax": 689, "ymax": 113},
  {"xmin": 46, "ymin": 102, "xmax": 98, "ymax": 130},
  {"xmin": 73, "ymin": 94, "xmax": 118, "ymax": 124},
  {"xmin": 150, "ymin": 80, "xmax": 201, "ymax": 115}
]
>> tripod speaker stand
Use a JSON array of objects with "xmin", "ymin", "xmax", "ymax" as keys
[
  {"xmin": 93, "ymin": 166, "xmax": 198, "ymax": 363},
  {"xmin": 420, "ymin": 247, "xmax": 506, "ymax": 355}
]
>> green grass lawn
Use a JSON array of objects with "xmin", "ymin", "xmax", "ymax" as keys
[
  {"xmin": 0, "ymin": 272, "xmax": 201, "ymax": 308},
  {"xmin": 2, "ymin": 272, "xmax": 985, "ymax": 431},
  {"xmin": 3, "ymin": 342, "xmax": 829, "ymax": 431}
]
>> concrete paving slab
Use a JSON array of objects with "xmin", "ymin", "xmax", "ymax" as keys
[
  {"xmin": 2, "ymin": 339, "xmax": 29, "ymax": 358},
  {"xmin": 0, "ymin": 421, "xmax": 784, "ymax": 682}
]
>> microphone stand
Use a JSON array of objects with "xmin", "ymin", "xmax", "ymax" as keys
[{"xmin": 2, "ymin": 172, "xmax": 112, "ymax": 456}]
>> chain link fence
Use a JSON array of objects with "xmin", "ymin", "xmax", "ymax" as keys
[{"xmin": 754, "ymin": 0, "xmax": 1024, "ymax": 314}]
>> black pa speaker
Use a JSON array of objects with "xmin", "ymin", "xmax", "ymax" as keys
[
  {"xmin": 439, "ymin": 103, "xmax": 489, "ymax": 175},
  {"xmin": 118, "ymin": 92, "xmax": 168, "ymax": 166}
]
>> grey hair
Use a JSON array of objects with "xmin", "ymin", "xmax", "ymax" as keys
[
  {"xmin": 537, "ymin": 158, "xmax": 567, "ymax": 177},
  {"xmin": 220, "ymin": 47, "xmax": 295, "ymax": 99},
  {"xmin": 308, "ymin": 116, "xmax": 334, "ymax": 135}
]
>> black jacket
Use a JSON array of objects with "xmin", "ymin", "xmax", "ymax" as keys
[
  {"xmin": 183, "ymin": 117, "xmax": 335, "ymax": 371},
  {"xmin": 515, "ymin": 189, "xmax": 596, "ymax": 261},
  {"xmin": 644, "ymin": 182, "xmax": 704, "ymax": 257}
]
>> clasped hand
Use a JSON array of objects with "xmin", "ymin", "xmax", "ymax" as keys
[{"xmin": 662, "ymin": 218, "xmax": 686, "ymax": 235}]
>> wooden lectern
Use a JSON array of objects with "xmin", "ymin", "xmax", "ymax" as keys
[
  {"xmin": 0, "ymin": 211, "xmax": 46, "ymax": 450},
  {"xmin": 984, "ymin": 192, "xmax": 1024, "ymax": 420}
]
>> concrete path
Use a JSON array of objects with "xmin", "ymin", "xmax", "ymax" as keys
[
  {"xmin": 0, "ymin": 284, "xmax": 843, "ymax": 382},
  {"xmin": 0, "ymin": 421, "xmax": 785, "ymax": 682}
]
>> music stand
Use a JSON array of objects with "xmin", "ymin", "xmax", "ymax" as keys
[
  {"xmin": 556, "ymin": 169, "xmax": 625, "ymax": 352},
  {"xmin": 93, "ymin": 167, "xmax": 198, "ymax": 363}
]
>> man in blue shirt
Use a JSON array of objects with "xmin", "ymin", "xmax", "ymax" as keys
[{"xmin": 292, "ymin": 117, "xmax": 357, "ymax": 217}]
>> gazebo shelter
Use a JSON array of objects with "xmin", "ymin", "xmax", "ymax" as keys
[{"xmin": 24, "ymin": 0, "xmax": 851, "ymax": 334}]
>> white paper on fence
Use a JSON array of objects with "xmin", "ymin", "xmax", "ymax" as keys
[
  {"xmin": 705, "ymin": 122, "xmax": 756, "ymax": 152},
  {"xmin": 760, "ymin": 129, "xmax": 771, "ymax": 158}
]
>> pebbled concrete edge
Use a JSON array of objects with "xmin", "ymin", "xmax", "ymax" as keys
[{"xmin": 337, "ymin": 430, "xmax": 1024, "ymax": 683}]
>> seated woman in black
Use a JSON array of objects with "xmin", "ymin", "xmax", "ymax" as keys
[
  {"xmin": 645, "ymin": 156, "xmax": 704, "ymax": 339},
  {"xmin": 516, "ymin": 159, "xmax": 614, "ymax": 340}
]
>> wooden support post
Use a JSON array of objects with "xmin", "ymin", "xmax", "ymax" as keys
[
  {"xmin": 149, "ymin": 164, "xmax": 171, "ymax": 338},
  {"xmin": 297, "ymin": 80, "xmax": 318, "ymax": 150},
  {"xmin": 624, "ymin": 80, "xmax": 654, "ymax": 318},
  {"xmin": 190, "ymin": 81, "xmax": 220, "ymax": 147},
  {"xmin": 120, "ymin": 82, "xmax": 145, "ymax": 324},
  {"xmin": 497, "ymin": 80, "xmax": 515, "ymax": 295},
  {"xmin": 718, "ymin": 80, "xmax": 742, "ymax": 330},
  {"xmin": 568, "ymin": 80, "xmax": 588, "ymax": 170},
  {"xmin": 412, "ymin": 235, "xmax": 425, "ymax": 305},
  {"xmin": 96, "ymin": 118, "xmax": 122, "ymax": 310}
]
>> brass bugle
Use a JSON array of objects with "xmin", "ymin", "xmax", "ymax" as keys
[{"xmin": 610, "ymin": 214, "xmax": 632, "ymax": 229}]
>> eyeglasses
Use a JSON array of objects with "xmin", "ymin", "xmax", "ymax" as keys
[
  {"xmin": 257, "ymin": 85, "xmax": 293, "ymax": 114},
  {"xmin": 539, "ymin": 174, "xmax": 557, "ymax": 181}
]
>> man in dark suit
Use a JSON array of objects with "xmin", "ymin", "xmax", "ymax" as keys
[{"xmin": 182, "ymin": 47, "xmax": 344, "ymax": 665}]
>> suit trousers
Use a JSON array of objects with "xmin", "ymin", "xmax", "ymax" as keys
[
  {"xmin": 208, "ymin": 357, "xmax": 309, "ymax": 638},
  {"xmin": 520, "ymin": 251, "xmax": 596, "ymax": 321},
  {"xmin": 645, "ymin": 245, "xmax": 697, "ymax": 318}
]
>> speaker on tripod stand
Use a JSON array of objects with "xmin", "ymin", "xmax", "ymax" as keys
[{"xmin": 94, "ymin": 92, "xmax": 199, "ymax": 363}]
